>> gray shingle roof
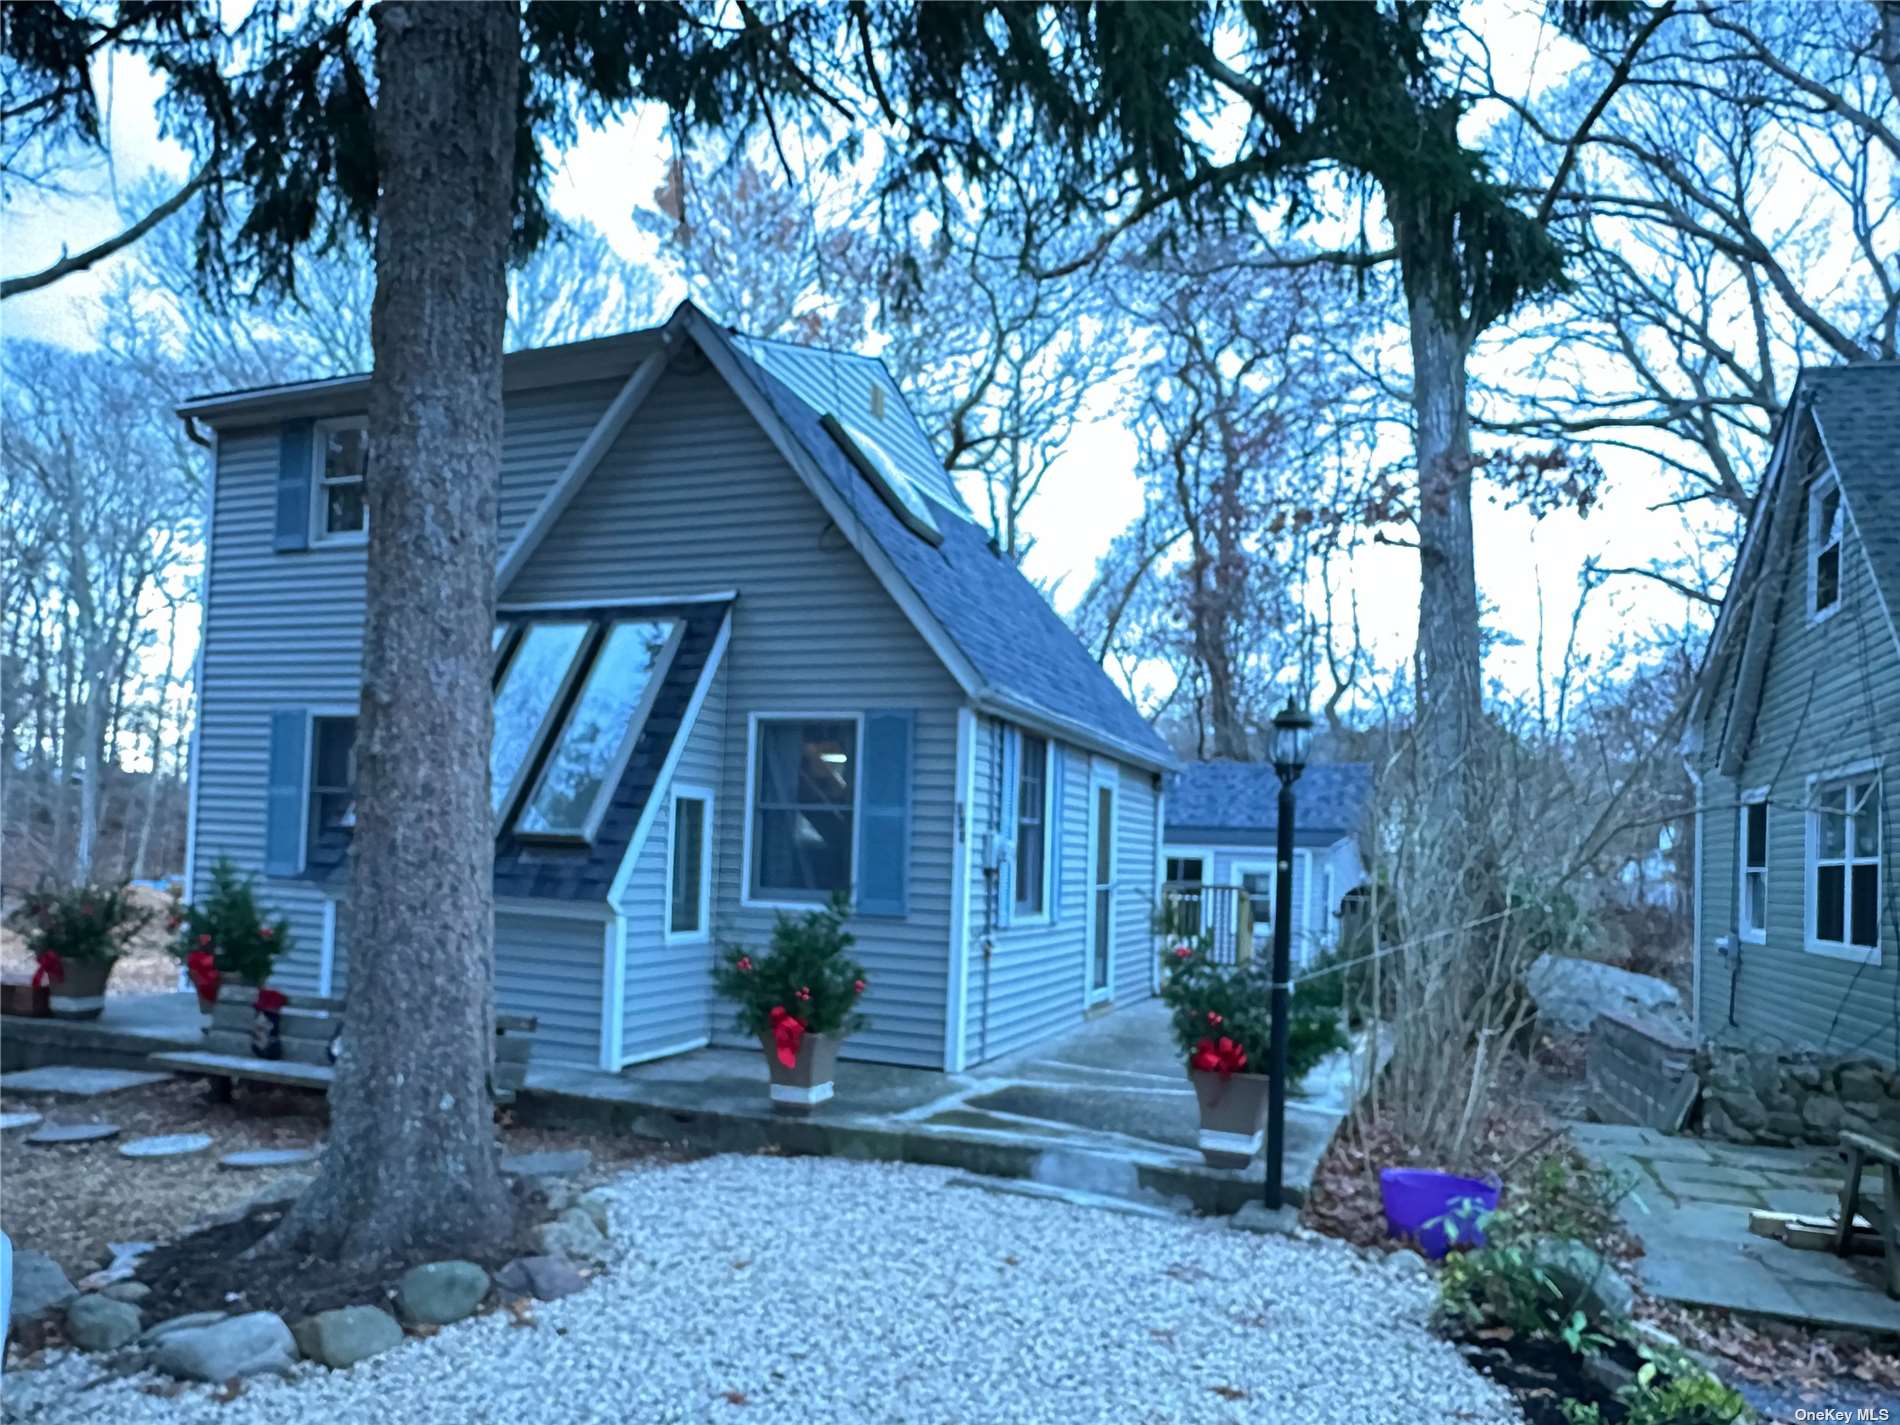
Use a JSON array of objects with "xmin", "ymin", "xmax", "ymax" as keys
[
  {"xmin": 713, "ymin": 330, "xmax": 1173, "ymax": 770},
  {"xmin": 1165, "ymin": 762, "xmax": 1371, "ymax": 846},
  {"xmin": 1808, "ymin": 363, "xmax": 1900, "ymax": 634}
]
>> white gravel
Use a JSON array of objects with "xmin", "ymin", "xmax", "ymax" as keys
[{"xmin": 4, "ymin": 1155, "xmax": 1521, "ymax": 1425}]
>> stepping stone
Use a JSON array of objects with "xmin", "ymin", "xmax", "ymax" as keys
[
  {"xmin": 23, "ymin": 1122, "xmax": 120, "ymax": 1146},
  {"xmin": 1, "ymin": 1066, "xmax": 168, "ymax": 1098},
  {"xmin": 218, "ymin": 1147, "xmax": 319, "ymax": 1171},
  {"xmin": 0, "ymin": 1111, "xmax": 44, "ymax": 1132},
  {"xmin": 501, "ymin": 1149, "xmax": 591, "ymax": 1179},
  {"xmin": 120, "ymin": 1133, "xmax": 213, "ymax": 1160}
]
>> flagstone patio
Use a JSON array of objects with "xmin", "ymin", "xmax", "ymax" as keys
[{"xmin": 1569, "ymin": 1121, "xmax": 1900, "ymax": 1335}]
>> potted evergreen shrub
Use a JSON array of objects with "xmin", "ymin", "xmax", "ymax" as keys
[
  {"xmin": 168, "ymin": 857, "xmax": 292, "ymax": 1015},
  {"xmin": 1160, "ymin": 941, "xmax": 1348, "ymax": 1168},
  {"xmin": 711, "ymin": 895, "xmax": 868, "ymax": 1115},
  {"xmin": 6, "ymin": 882, "xmax": 154, "ymax": 1019}
]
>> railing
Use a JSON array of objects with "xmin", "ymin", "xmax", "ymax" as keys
[{"xmin": 1160, "ymin": 882, "xmax": 1256, "ymax": 964}]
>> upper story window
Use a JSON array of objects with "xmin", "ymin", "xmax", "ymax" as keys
[
  {"xmin": 315, "ymin": 420, "xmax": 369, "ymax": 541},
  {"xmin": 1809, "ymin": 476, "xmax": 1842, "ymax": 618},
  {"xmin": 750, "ymin": 718, "xmax": 858, "ymax": 902},
  {"xmin": 1014, "ymin": 732, "xmax": 1050, "ymax": 917},
  {"xmin": 1810, "ymin": 774, "xmax": 1880, "ymax": 957},
  {"xmin": 1739, "ymin": 793, "xmax": 1767, "ymax": 942},
  {"xmin": 311, "ymin": 716, "xmax": 357, "ymax": 837}
]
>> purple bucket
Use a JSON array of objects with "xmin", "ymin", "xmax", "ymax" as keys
[{"xmin": 1379, "ymin": 1169, "xmax": 1499, "ymax": 1259}]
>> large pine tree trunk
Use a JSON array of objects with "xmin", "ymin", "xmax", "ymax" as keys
[{"xmin": 265, "ymin": 0, "xmax": 518, "ymax": 1261}]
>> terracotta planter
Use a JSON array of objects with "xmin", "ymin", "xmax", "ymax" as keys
[
  {"xmin": 1189, "ymin": 1067, "xmax": 1271, "ymax": 1168},
  {"xmin": 759, "ymin": 1030, "xmax": 840, "ymax": 1116},
  {"xmin": 47, "ymin": 958, "xmax": 112, "ymax": 1020}
]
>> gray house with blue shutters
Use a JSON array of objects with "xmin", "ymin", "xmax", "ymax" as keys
[{"xmin": 176, "ymin": 301, "xmax": 1174, "ymax": 1073}]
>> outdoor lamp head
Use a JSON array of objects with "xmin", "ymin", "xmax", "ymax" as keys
[{"xmin": 1270, "ymin": 697, "xmax": 1313, "ymax": 777}]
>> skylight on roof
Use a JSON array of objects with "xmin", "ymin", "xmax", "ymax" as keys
[
  {"xmin": 822, "ymin": 413, "xmax": 944, "ymax": 547},
  {"xmin": 490, "ymin": 621, "xmax": 590, "ymax": 823}
]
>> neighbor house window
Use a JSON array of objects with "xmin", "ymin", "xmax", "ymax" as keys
[
  {"xmin": 1810, "ymin": 477, "xmax": 1842, "ymax": 617},
  {"xmin": 750, "ymin": 718, "xmax": 857, "ymax": 901},
  {"xmin": 310, "ymin": 716, "xmax": 357, "ymax": 836},
  {"xmin": 669, "ymin": 793, "xmax": 710, "ymax": 938},
  {"xmin": 1164, "ymin": 856, "xmax": 1205, "ymax": 937},
  {"xmin": 515, "ymin": 620, "xmax": 678, "ymax": 841},
  {"xmin": 315, "ymin": 421, "xmax": 369, "ymax": 540},
  {"xmin": 1165, "ymin": 856, "xmax": 1204, "ymax": 886},
  {"xmin": 1810, "ymin": 775, "xmax": 1880, "ymax": 954},
  {"xmin": 1739, "ymin": 795, "xmax": 1768, "ymax": 942},
  {"xmin": 1014, "ymin": 733, "xmax": 1049, "ymax": 916}
]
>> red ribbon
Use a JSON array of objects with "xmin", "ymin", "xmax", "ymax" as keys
[
  {"xmin": 31, "ymin": 951, "xmax": 63, "ymax": 987},
  {"xmin": 186, "ymin": 950, "xmax": 221, "ymax": 1000},
  {"xmin": 1191, "ymin": 1035, "xmax": 1248, "ymax": 1079},
  {"xmin": 254, "ymin": 988, "xmax": 287, "ymax": 1014},
  {"xmin": 768, "ymin": 1005, "xmax": 806, "ymax": 1069}
]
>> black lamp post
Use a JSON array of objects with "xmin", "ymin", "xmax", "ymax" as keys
[{"xmin": 1265, "ymin": 695, "xmax": 1313, "ymax": 1210}]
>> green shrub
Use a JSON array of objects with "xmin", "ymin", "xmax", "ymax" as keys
[
  {"xmin": 712, "ymin": 893, "xmax": 867, "ymax": 1041},
  {"xmin": 169, "ymin": 856, "xmax": 292, "ymax": 988},
  {"xmin": 1559, "ymin": 1352, "xmax": 1751, "ymax": 1425},
  {"xmin": 7, "ymin": 881, "xmax": 152, "ymax": 968},
  {"xmin": 1158, "ymin": 941, "xmax": 1347, "ymax": 1085}
]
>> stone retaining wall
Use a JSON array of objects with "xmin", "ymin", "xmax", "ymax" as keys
[{"xmin": 1697, "ymin": 1039, "xmax": 1900, "ymax": 1146}]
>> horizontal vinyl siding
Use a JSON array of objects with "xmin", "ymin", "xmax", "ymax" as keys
[
  {"xmin": 1698, "ymin": 440, "xmax": 1900, "ymax": 1066},
  {"xmin": 619, "ymin": 663, "xmax": 726, "ymax": 1062},
  {"xmin": 495, "ymin": 911, "xmax": 607, "ymax": 1069},
  {"xmin": 506, "ymin": 363, "xmax": 962, "ymax": 1068},
  {"xmin": 192, "ymin": 380, "xmax": 632, "ymax": 996},
  {"xmin": 1115, "ymin": 761, "xmax": 1160, "ymax": 1004}
]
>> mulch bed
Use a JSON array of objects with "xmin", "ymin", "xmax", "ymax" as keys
[{"xmin": 1454, "ymin": 1331, "xmax": 1642, "ymax": 1425}]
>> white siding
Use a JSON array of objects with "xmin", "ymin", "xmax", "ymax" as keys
[{"xmin": 506, "ymin": 362, "xmax": 964, "ymax": 1068}]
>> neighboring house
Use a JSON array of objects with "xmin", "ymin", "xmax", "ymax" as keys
[
  {"xmin": 1161, "ymin": 761, "xmax": 1370, "ymax": 968},
  {"xmin": 176, "ymin": 301, "xmax": 1173, "ymax": 1074},
  {"xmin": 1688, "ymin": 363, "xmax": 1899, "ymax": 1067}
]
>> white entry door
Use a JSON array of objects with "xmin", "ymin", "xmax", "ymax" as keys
[{"xmin": 1087, "ymin": 770, "xmax": 1116, "ymax": 1003}]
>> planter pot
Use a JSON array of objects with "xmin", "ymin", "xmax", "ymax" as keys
[
  {"xmin": 1380, "ymin": 1168, "xmax": 1499, "ymax": 1259},
  {"xmin": 47, "ymin": 959, "xmax": 111, "ymax": 1020},
  {"xmin": 0, "ymin": 980, "xmax": 50, "ymax": 1018},
  {"xmin": 1189, "ymin": 1068, "xmax": 1271, "ymax": 1168},
  {"xmin": 759, "ymin": 1030, "xmax": 840, "ymax": 1116}
]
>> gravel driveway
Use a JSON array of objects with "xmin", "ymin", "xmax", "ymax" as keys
[{"xmin": 5, "ymin": 1156, "xmax": 1521, "ymax": 1424}]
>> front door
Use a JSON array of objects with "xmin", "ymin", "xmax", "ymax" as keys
[{"xmin": 1088, "ymin": 774, "xmax": 1116, "ymax": 1002}]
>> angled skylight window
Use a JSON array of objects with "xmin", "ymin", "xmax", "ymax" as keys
[
  {"xmin": 822, "ymin": 413, "xmax": 944, "ymax": 546},
  {"xmin": 515, "ymin": 619, "xmax": 681, "ymax": 841},
  {"xmin": 490, "ymin": 620, "xmax": 590, "ymax": 822}
]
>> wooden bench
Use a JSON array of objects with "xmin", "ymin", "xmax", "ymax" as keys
[
  {"xmin": 1833, "ymin": 1130, "xmax": 1900, "ymax": 1299},
  {"xmin": 151, "ymin": 984, "xmax": 537, "ymax": 1105}
]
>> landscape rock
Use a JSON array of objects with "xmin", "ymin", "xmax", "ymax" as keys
[
  {"xmin": 102, "ymin": 1281, "xmax": 152, "ymax": 1304},
  {"xmin": 1526, "ymin": 954, "xmax": 1685, "ymax": 1036},
  {"xmin": 119, "ymin": 1133, "xmax": 213, "ymax": 1160},
  {"xmin": 576, "ymin": 1188, "xmax": 615, "ymax": 1237},
  {"xmin": 218, "ymin": 1147, "xmax": 320, "ymax": 1171},
  {"xmin": 11, "ymin": 1249, "xmax": 77, "ymax": 1321},
  {"xmin": 151, "ymin": 1311, "xmax": 297, "ymax": 1381},
  {"xmin": 495, "ymin": 1255, "xmax": 587, "ymax": 1301},
  {"xmin": 500, "ymin": 1149, "xmax": 590, "ymax": 1180},
  {"xmin": 1227, "ymin": 1202, "xmax": 1301, "ymax": 1237},
  {"xmin": 22, "ymin": 1121, "xmax": 119, "ymax": 1146},
  {"xmin": 139, "ymin": 1310, "xmax": 228, "ymax": 1343},
  {"xmin": 64, "ymin": 1294, "xmax": 142, "ymax": 1351},
  {"xmin": 531, "ymin": 1206, "xmax": 611, "ymax": 1266},
  {"xmin": 396, "ymin": 1260, "xmax": 490, "ymax": 1325},
  {"xmin": 1530, "ymin": 1238, "xmax": 1636, "ymax": 1325},
  {"xmin": 291, "ymin": 1305, "xmax": 404, "ymax": 1368}
]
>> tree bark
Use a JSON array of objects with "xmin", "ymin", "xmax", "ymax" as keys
[{"xmin": 264, "ymin": 0, "xmax": 518, "ymax": 1261}]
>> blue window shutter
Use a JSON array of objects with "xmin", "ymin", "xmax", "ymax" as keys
[
  {"xmin": 275, "ymin": 419, "xmax": 314, "ymax": 551},
  {"xmin": 997, "ymin": 727, "xmax": 1019, "ymax": 928},
  {"xmin": 856, "ymin": 710, "xmax": 913, "ymax": 917},
  {"xmin": 264, "ymin": 710, "xmax": 309, "ymax": 876},
  {"xmin": 1048, "ymin": 743, "xmax": 1065, "ymax": 924}
]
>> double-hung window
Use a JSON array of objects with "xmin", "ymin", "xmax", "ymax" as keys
[
  {"xmin": 750, "ymin": 718, "xmax": 858, "ymax": 902},
  {"xmin": 1739, "ymin": 794, "xmax": 1768, "ymax": 942},
  {"xmin": 1014, "ymin": 733, "xmax": 1050, "ymax": 918},
  {"xmin": 310, "ymin": 716, "xmax": 358, "ymax": 837},
  {"xmin": 1809, "ymin": 773, "xmax": 1880, "ymax": 958},
  {"xmin": 1810, "ymin": 476, "xmax": 1842, "ymax": 618},
  {"xmin": 314, "ymin": 420, "xmax": 369, "ymax": 541}
]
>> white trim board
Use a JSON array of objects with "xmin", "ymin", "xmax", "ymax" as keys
[{"xmin": 944, "ymin": 706, "xmax": 978, "ymax": 1072}]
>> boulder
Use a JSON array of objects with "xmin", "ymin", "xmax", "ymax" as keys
[
  {"xmin": 494, "ymin": 1255, "xmax": 587, "ymax": 1301},
  {"xmin": 152, "ymin": 1311, "xmax": 297, "ymax": 1381},
  {"xmin": 500, "ymin": 1150, "xmax": 590, "ymax": 1180},
  {"xmin": 1802, "ymin": 1095, "xmax": 1845, "ymax": 1137},
  {"xmin": 575, "ymin": 1188, "xmax": 615, "ymax": 1237},
  {"xmin": 1530, "ymin": 1238, "xmax": 1636, "ymax": 1325},
  {"xmin": 140, "ymin": 1311, "xmax": 228, "ymax": 1344},
  {"xmin": 65, "ymin": 1293, "xmax": 142, "ymax": 1351},
  {"xmin": 1839, "ymin": 1064, "xmax": 1895, "ymax": 1105},
  {"xmin": 531, "ymin": 1207, "xmax": 611, "ymax": 1267},
  {"xmin": 1526, "ymin": 954, "xmax": 1686, "ymax": 1036},
  {"xmin": 291, "ymin": 1306, "xmax": 404, "ymax": 1369},
  {"xmin": 11, "ymin": 1250, "xmax": 77, "ymax": 1322},
  {"xmin": 396, "ymin": 1260, "xmax": 489, "ymax": 1325},
  {"xmin": 102, "ymin": 1281, "xmax": 151, "ymax": 1304}
]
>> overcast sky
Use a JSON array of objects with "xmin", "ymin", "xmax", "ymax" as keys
[{"xmin": 2, "ymin": 17, "xmax": 1716, "ymax": 714}]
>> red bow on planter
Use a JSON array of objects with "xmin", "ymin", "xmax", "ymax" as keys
[
  {"xmin": 768, "ymin": 1004, "xmax": 806, "ymax": 1069},
  {"xmin": 254, "ymin": 988, "xmax": 287, "ymax": 1014},
  {"xmin": 31, "ymin": 951, "xmax": 64, "ymax": 987},
  {"xmin": 186, "ymin": 950, "xmax": 221, "ymax": 999},
  {"xmin": 1191, "ymin": 1035, "xmax": 1248, "ymax": 1079}
]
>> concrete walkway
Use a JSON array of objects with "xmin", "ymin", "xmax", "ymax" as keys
[
  {"xmin": 1570, "ymin": 1122, "xmax": 1900, "ymax": 1335},
  {"xmin": 0, "ymin": 991, "xmax": 200, "ymax": 1073},
  {"xmin": 520, "ymin": 1000, "xmax": 1368, "ymax": 1215}
]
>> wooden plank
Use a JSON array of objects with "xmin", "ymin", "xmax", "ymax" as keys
[
  {"xmin": 1750, "ymin": 1208, "xmax": 1873, "ymax": 1237},
  {"xmin": 1841, "ymin": 1130, "xmax": 1900, "ymax": 1167},
  {"xmin": 149, "ymin": 1051, "xmax": 336, "ymax": 1090}
]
